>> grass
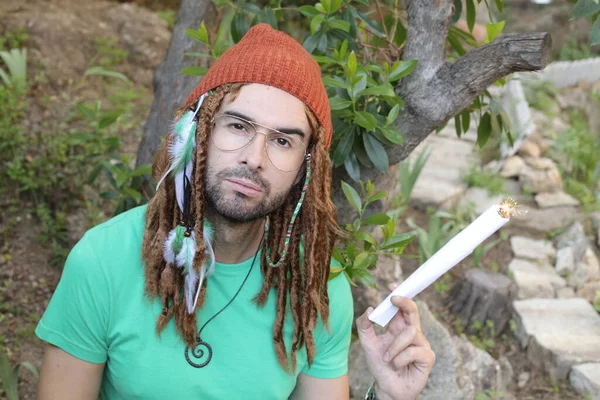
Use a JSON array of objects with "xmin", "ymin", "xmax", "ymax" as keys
[{"xmin": 461, "ymin": 165, "xmax": 506, "ymax": 195}]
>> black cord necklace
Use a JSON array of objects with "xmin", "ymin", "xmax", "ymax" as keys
[{"xmin": 184, "ymin": 236, "xmax": 264, "ymax": 368}]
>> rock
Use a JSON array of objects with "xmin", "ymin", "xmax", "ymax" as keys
[
  {"xmin": 508, "ymin": 259, "xmax": 566, "ymax": 299},
  {"xmin": 513, "ymin": 298, "xmax": 600, "ymax": 380},
  {"xmin": 517, "ymin": 371, "xmax": 530, "ymax": 389},
  {"xmin": 407, "ymin": 135, "xmax": 475, "ymax": 208},
  {"xmin": 449, "ymin": 269, "xmax": 517, "ymax": 336},
  {"xmin": 523, "ymin": 157, "xmax": 556, "ymax": 170},
  {"xmin": 578, "ymin": 281, "xmax": 600, "ymax": 303},
  {"xmin": 569, "ymin": 248, "xmax": 600, "ymax": 291},
  {"xmin": 556, "ymin": 286, "xmax": 577, "ymax": 298},
  {"xmin": 592, "ymin": 213, "xmax": 600, "ymax": 248},
  {"xmin": 416, "ymin": 301, "xmax": 473, "ymax": 400},
  {"xmin": 534, "ymin": 191, "xmax": 580, "ymax": 208},
  {"xmin": 510, "ymin": 236, "xmax": 555, "ymax": 263},
  {"xmin": 556, "ymin": 222, "xmax": 587, "ymax": 262},
  {"xmin": 570, "ymin": 363, "xmax": 600, "ymax": 400},
  {"xmin": 458, "ymin": 188, "xmax": 504, "ymax": 215},
  {"xmin": 510, "ymin": 206, "xmax": 582, "ymax": 234},
  {"xmin": 500, "ymin": 156, "xmax": 526, "ymax": 178},
  {"xmin": 555, "ymin": 247, "xmax": 576, "ymax": 277},
  {"xmin": 582, "ymin": 248, "xmax": 600, "ymax": 282},
  {"xmin": 348, "ymin": 340, "xmax": 373, "ymax": 399},
  {"xmin": 452, "ymin": 336, "xmax": 513, "ymax": 393},
  {"xmin": 517, "ymin": 140, "xmax": 541, "ymax": 159},
  {"xmin": 528, "ymin": 132, "xmax": 551, "ymax": 154},
  {"xmin": 518, "ymin": 165, "xmax": 562, "ymax": 194}
]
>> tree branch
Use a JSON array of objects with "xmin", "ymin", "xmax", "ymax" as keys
[
  {"xmin": 333, "ymin": 5, "xmax": 552, "ymax": 221},
  {"xmin": 136, "ymin": 0, "xmax": 214, "ymax": 167}
]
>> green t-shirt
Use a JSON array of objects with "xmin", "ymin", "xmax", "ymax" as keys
[{"xmin": 36, "ymin": 205, "xmax": 353, "ymax": 399}]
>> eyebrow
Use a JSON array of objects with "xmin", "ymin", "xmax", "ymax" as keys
[{"xmin": 223, "ymin": 110, "xmax": 307, "ymax": 139}]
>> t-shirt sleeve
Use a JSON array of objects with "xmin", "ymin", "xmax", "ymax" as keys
[
  {"xmin": 35, "ymin": 233, "xmax": 110, "ymax": 363},
  {"xmin": 301, "ymin": 265, "xmax": 354, "ymax": 379}
]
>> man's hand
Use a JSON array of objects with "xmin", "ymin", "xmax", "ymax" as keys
[{"xmin": 356, "ymin": 283, "xmax": 435, "ymax": 400}]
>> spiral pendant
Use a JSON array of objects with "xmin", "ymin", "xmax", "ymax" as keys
[{"xmin": 185, "ymin": 338, "xmax": 213, "ymax": 368}]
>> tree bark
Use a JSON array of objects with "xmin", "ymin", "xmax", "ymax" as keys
[
  {"xmin": 332, "ymin": 0, "xmax": 552, "ymax": 222},
  {"xmin": 136, "ymin": 0, "xmax": 215, "ymax": 168},
  {"xmin": 448, "ymin": 269, "xmax": 517, "ymax": 336}
]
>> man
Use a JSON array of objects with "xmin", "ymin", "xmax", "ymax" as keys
[{"xmin": 35, "ymin": 24, "xmax": 435, "ymax": 399}]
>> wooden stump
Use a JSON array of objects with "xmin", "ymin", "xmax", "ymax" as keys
[{"xmin": 448, "ymin": 269, "xmax": 517, "ymax": 336}]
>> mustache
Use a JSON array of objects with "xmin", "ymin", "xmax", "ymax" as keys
[{"xmin": 215, "ymin": 167, "xmax": 271, "ymax": 193}]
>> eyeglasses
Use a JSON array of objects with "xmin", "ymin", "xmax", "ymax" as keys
[{"xmin": 211, "ymin": 114, "xmax": 308, "ymax": 172}]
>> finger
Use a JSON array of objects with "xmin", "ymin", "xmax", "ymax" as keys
[
  {"xmin": 383, "ymin": 325, "xmax": 417, "ymax": 363},
  {"xmin": 388, "ymin": 282, "xmax": 400, "ymax": 292},
  {"xmin": 390, "ymin": 296, "xmax": 421, "ymax": 330},
  {"xmin": 356, "ymin": 307, "xmax": 378, "ymax": 352},
  {"xmin": 392, "ymin": 346, "xmax": 436, "ymax": 372}
]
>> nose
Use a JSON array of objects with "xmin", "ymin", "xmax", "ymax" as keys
[{"xmin": 238, "ymin": 131, "xmax": 268, "ymax": 171}]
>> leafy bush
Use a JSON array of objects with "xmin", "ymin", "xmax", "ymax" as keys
[{"xmin": 332, "ymin": 180, "xmax": 415, "ymax": 287}]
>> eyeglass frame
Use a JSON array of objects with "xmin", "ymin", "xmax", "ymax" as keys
[{"xmin": 210, "ymin": 113, "xmax": 311, "ymax": 172}]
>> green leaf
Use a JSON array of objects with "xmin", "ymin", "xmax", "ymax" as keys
[
  {"xmin": 388, "ymin": 60, "xmax": 417, "ymax": 82},
  {"xmin": 363, "ymin": 134, "xmax": 389, "ymax": 172},
  {"xmin": 99, "ymin": 111, "xmax": 121, "ymax": 129},
  {"xmin": 355, "ymin": 111, "xmax": 377, "ymax": 130},
  {"xmin": 362, "ymin": 213, "xmax": 391, "ymax": 225},
  {"xmin": 123, "ymin": 187, "xmax": 143, "ymax": 203},
  {"xmin": 313, "ymin": 55, "xmax": 338, "ymax": 65},
  {"xmin": 453, "ymin": 0, "xmax": 463, "ymax": 23},
  {"xmin": 355, "ymin": 232, "xmax": 377, "ymax": 246},
  {"xmin": 347, "ymin": 51, "xmax": 357, "ymax": 77},
  {"xmin": 571, "ymin": 0, "xmax": 600, "ymax": 19},
  {"xmin": 329, "ymin": 96, "xmax": 353, "ymax": 110},
  {"xmin": 358, "ymin": 85, "xmax": 395, "ymax": 97},
  {"xmin": 357, "ymin": 11, "xmax": 386, "ymax": 38},
  {"xmin": 495, "ymin": 0, "xmax": 504, "ymax": 12},
  {"xmin": 378, "ymin": 126, "xmax": 403, "ymax": 144},
  {"xmin": 461, "ymin": 111, "xmax": 471, "ymax": 133},
  {"xmin": 592, "ymin": 15, "xmax": 600, "ymax": 45},
  {"xmin": 311, "ymin": 14, "xmax": 326, "ymax": 34},
  {"xmin": 328, "ymin": 19, "xmax": 350, "ymax": 32},
  {"xmin": 344, "ymin": 152, "xmax": 360, "ymax": 182},
  {"xmin": 447, "ymin": 29, "xmax": 467, "ymax": 55},
  {"xmin": 381, "ymin": 233, "xmax": 415, "ymax": 251},
  {"xmin": 466, "ymin": 0, "xmax": 476, "ymax": 32},
  {"xmin": 386, "ymin": 104, "xmax": 401, "ymax": 126},
  {"xmin": 455, "ymin": 115, "xmax": 463, "ymax": 137},
  {"xmin": 322, "ymin": 0, "xmax": 332, "ymax": 13},
  {"xmin": 87, "ymin": 165, "xmax": 103, "ymax": 184},
  {"xmin": 131, "ymin": 163, "xmax": 153, "ymax": 177},
  {"xmin": 183, "ymin": 52, "xmax": 212, "ymax": 58},
  {"xmin": 84, "ymin": 67, "xmax": 130, "ymax": 82},
  {"xmin": 323, "ymin": 76, "xmax": 349, "ymax": 89},
  {"xmin": 477, "ymin": 112, "xmax": 492, "ymax": 148},
  {"xmin": 240, "ymin": 3, "xmax": 261, "ymax": 14},
  {"xmin": 186, "ymin": 23, "xmax": 209, "ymax": 45},
  {"xmin": 179, "ymin": 66, "xmax": 209, "ymax": 76},
  {"xmin": 341, "ymin": 181, "xmax": 362, "ymax": 213},
  {"xmin": 367, "ymin": 191, "xmax": 387, "ymax": 204},
  {"xmin": 303, "ymin": 31, "xmax": 323, "ymax": 54},
  {"xmin": 353, "ymin": 252, "xmax": 371, "ymax": 270},
  {"xmin": 486, "ymin": 21, "xmax": 505, "ymax": 42},
  {"xmin": 330, "ymin": 0, "xmax": 343, "ymax": 13},
  {"xmin": 298, "ymin": 5, "xmax": 320, "ymax": 18},
  {"xmin": 260, "ymin": 7, "xmax": 278, "ymax": 28},
  {"xmin": 231, "ymin": 13, "xmax": 250, "ymax": 43},
  {"xmin": 332, "ymin": 127, "xmax": 355, "ymax": 166}
]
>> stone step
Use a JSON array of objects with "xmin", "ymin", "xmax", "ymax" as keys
[
  {"xmin": 508, "ymin": 258, "xmax": 566, "ymax": 299},
  {"xmin": 570, "ymin": 363, "xmax": 600, "ymax": 400},
  {"xmin": 513, "ymin": 298, "xmax": 600, "ymax": 381}
]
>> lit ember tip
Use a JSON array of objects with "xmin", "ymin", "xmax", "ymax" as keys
[{"xmin": 497, "ymin": 197, "xmax": 523, "ymax": 219}]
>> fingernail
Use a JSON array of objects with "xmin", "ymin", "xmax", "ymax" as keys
[
  {"xmin": 383, "ymin": 352, "xmax": 390, "ymax": 362},
  {"xmin": 392, "ymin": 295, "xmax": 404, "ymax": 301}
]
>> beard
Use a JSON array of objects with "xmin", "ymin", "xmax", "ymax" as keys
[{"xmin": 204, "ymin": 165, "xmax": 290, "ymax": 223}]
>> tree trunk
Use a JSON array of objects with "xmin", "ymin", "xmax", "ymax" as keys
[
  {"xmin": 136, "ymin": 0, "xmax": 215, "ymax": 168},
  {"xmin": 448, "ymin": 269, "xmax": 517, "ymax": 336}
]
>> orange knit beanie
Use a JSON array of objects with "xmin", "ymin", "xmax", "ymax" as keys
[{"xmin": 185, "ymin": 23, "xmax": 333, "ymax": 149}]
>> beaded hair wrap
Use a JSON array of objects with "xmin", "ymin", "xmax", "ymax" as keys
[
  {"xmin": 264, "ymin": 154, "xmax": 312, "ymax": 268},
  {"xmin": 158, "ymin": 93, "xmax": 215, "ymax": 314}
]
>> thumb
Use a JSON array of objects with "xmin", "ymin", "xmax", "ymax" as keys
[{"xmin": 356, "ymin": 307, "xmax": 378, "ymax": 352}]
